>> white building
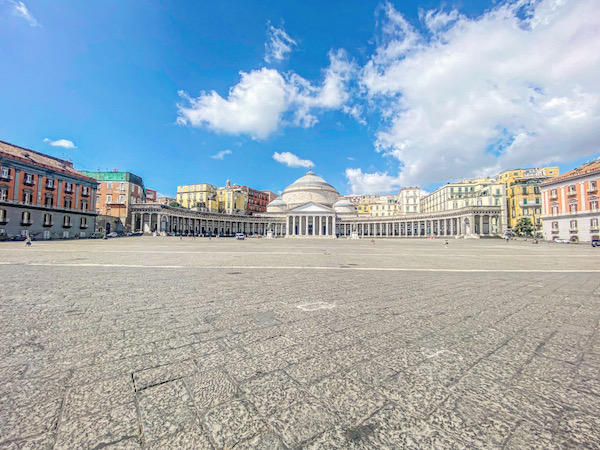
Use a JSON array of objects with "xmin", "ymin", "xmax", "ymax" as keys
[{"xmin": 397, "ymin": 187, "xmax": 421, "ymax": 214}]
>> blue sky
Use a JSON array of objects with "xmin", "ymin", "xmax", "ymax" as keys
[{"xmin": 1, "ymin": 0, "xmax": 599, "ymax": 197}]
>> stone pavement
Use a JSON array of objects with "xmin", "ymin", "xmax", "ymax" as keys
[{"xmin": 0, "ymin": 236, "xmax": 599, "ymax": 448}]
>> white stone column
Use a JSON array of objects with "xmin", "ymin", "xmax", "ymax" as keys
[{"xmin": 325, "ymin": 216, "xmax": 329, "ymax": 236}]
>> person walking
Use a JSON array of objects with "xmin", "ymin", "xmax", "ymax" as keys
[
  {"xmin": 25, "ymin": 235, "xmax": 31, "ymax": 246},
  {"xmin": 444, "ymin": 239, "xmax": 449, "ymax": 248}
]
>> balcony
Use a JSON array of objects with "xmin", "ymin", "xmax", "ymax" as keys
[
  {"xmin": 63, "ymin": 223, "xmax": 72, "ymax": 228},
  {"xmin": 569, "ymin": 227, "xmax": 578, "ymax": 233},
  {"xmin": 81, "ymin": 189, "xmax": 90, "ymax": 197},
  {"xmin": 567, "ymin": 190, "xmax": 578, "ymax": 197},
  {"xmin": 549, "ymin": 193, "xmax": 558, "ymax": 200},
  {"xmin": 20, "ymin": 220, "xmax": 32, "ymax": 226},
  {"xmin": 64, "ymin": 187, "xmax": 74, "ymax": 194},
  {"xmin": 45, "ymin": 182, "xmax": 56, "ymax": 190},
  {"xmin": 551, "ymin": 229, "xmax": 559, "ymax": 234},
  {"xmin": 23, "ymin": 178, "xmax": 35, "ymax": 186},
  {"xmin": 0, "ymin": 174, "xmax": 12, "ymax": 182},
  {"xmin": 591, "ymin": 226, "xmax": 599, "ymax": 232},
  {"xmin": 588, "ymin": 185, "xmax": 598, "ymax": 193},
  {"xmin": 0, "ymin": 218, "xmax": 9, "ymax": 225},
  {"xmin": 42, "ymin": 221, "xmax": 54, "ymax": 227},
  {"xmin": 80, "ymin": 223, "xmax": 89, "ymax": 229}
]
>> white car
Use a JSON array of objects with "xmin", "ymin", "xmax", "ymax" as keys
[
  {"xmin": 554, "ymin": 238, "xmax": 570, "ymax": 244},
  {"xmin": 235, "ymin": 233, "xmax": 245, "ymax": 240}
]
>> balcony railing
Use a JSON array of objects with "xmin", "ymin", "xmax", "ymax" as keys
[
  {"xmin": 551, "ymin": 229, "xmax": 559, "ymax": 234},
  {"xmin": 23, "ymin": 178, "xmax": 35, "ymax": 186},
  {"xmin": 569, "ymin": 227, "xmax": 578, "ymax": 233},
  {"xmin": 42, "ymin": 221, "xmax": 53, "ymax": 227},
  {"xmin": 81, "ymin": 189, "xmax": 90, "ymax": 197},
  {"xmin": 591, "ymin": 226, "xmax": 599, "ymax": 232},
  {"xmin": 567, "ymin": 190, "xmax": 577, "ymax": 197},
  {"xmin": 0, "ymin": 174, "xmax": 12, "ymax": 182},
  {"xmin": 549, "ymin": 193, "xmax": 558, "ymax": 200},
  {"xmin": 20, "ymin": 220, "xmax": 32, "ymax": 226},
  {"xmin": 588, "ymin": 185, "xmax": 598, "ymax": 193},
  {"xmin": 0, "ymin": 218, "xmax": 9, "ymax": 224},
  {"xmin": 63, "ymin": 223, "xmax": 72, "ymax": 228},
  {"xmin": 45, "ymin": 183, "xmax": 56, "ymax": 190}
]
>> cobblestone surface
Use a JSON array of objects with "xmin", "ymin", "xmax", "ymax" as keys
[{"xmin": 1, "ymin": 236, "xmax": 599, "ymax": 448}]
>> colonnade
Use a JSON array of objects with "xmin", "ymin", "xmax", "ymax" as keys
[{"xmin": 286, "ymin": 214, "xmax": 334, "ymax": 237}]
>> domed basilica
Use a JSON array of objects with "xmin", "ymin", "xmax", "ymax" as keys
[{"xmin": 263, "ymin": 170, "xmax": 356, "ymax": 237}]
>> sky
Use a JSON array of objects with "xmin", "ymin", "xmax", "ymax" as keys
[{"xmin": 1, "ymin": 0, "xmax": 599, "ymax": 197}]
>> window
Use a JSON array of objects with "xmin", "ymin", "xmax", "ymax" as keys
[
  {"xmin": 80, "ymin": 217, "xmax": 88, "ymax": 228},
  {"xmin": 534, "ymin": 186, "xmax": 540, "ymax": 194},
  {"xmin": 568, "ymin": 185, "xmax": 577, "ymax": 195},
  {"xmin": 550, "ymin": 189, "xmax": 558, "ymax": 198},
  {"xmin": 590, "ymin": 200, "xmax": 598, "ymax": 211},
  {"xmin": 45, "ymin": 194, "xmax": 53, "ymax": 207},
  {"xmin": 118, "ymin": 195, "xmax": 125, "ymax": 204},
  {"xmin": 120, "ymin": 182, "xmax": 125, "ymax": 191},
  {"xmin": 0, "ymin": 189, "xmax": 7, "ymax": 201},
  {"xmin": 0, "ymin": 167, "xmax": 9, "ymax": 179},
  {"xmin": 523, "ymin": 198, "xmax": 528, "ymax": 205},
  {"xmin": 0, "ymin": 209, "xmax": 6, "ymax": 223},
  {"xmin": 535, "ymin": 208, "xmax": 541, "ymax": 214},
  {"xmin": 22, "ymin": 191, "xmax": 32, "ymax": 204},
  {"xmin": 43, "ymin": 230, "xmax": 50, "ymax": 239},
  {"xmin": 96, "ymin": 195, "xmax": 100, "ymax": 205},
  {"xmin": 24, "ymin": 173, "xmax": 34, "ymax": 185},
  {"xmin": 522, "ymin": 187, "xmax": 527, "ymax": 195},
  {"xmin": 81, "ymin": 200, "xmax": 88, "ymax": 210},
  {"xmin": 591, "ymin": 218, "xmax": 599, "ymax": 228},
  {"xmin": 46, "ymin": 179, "xmax": 55, "ymax": 189},
  {"xmin": 107, "ymin": 182, "xmax": 113, "ymax": 189},
  {"xmin": 570, "ymin": 220, "xmax": 577, "ymax": 230},
  {"xmin": 569, "ymin": 203, "xmax": 577, "ymax": 213},
  {"xmin": 43, "ymin": 213, "xmax": 52, "ymax": 226},
  {"xmin": 82, "ymin": 186, "xmax": 89, "ymax": 196},
  {"xmin": 589, "ymin": 181, "xmax": 597, "ymax": 191},
  {"xmin": 106, "ymin": 194, "xmax": 112, "ymax": 203},
  {"xmin": 21, "ymin": 211, "xmax": 31, "ymax": 224},
  {"xmin": 552, "ymin": 221, "xmax": 559, "ymax": 230},
  {"xmin": 64, "ymin": 182, "xmax": 73, "ymax": 193},
  {"xmin": 552, "ymin": 205, "xmax": 558, "ymax": 215},
  {"xmin": 63, "ymin": 215, "xmax": 72, "ymax": 227}
]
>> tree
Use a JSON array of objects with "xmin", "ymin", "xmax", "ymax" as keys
[
  {"xmin": 515, "ymin": 217, "xmax": 534, "ymax": 236},
  {"xmin": 169, "ymin": 201, "xmax": 181, "ymax": 208}
]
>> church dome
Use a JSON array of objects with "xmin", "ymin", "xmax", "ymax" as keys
[
  {"xmin": 281, "ymin": 170, "xmax": 340, "ymax": 209},
  {"xmin": 333, "ymin": 199, "xmax": 357, "ymax": 215},
  {"xmin": 266, "ymin": 198, "xmax": 288, "ymax": 213}
]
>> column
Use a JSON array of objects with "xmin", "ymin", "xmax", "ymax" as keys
[{"xmin": 325, "ymin": 216, "xmax": 329, "ymax": 236}]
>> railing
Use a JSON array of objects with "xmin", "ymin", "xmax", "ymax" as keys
[
  {"xmin": 569, "ymin": 228, "xmax": 578, "ymax": 233},
  {"xmin": 20, "ymin": 220, "xmax": 33, "ymax": 226},
  {"xmin": 42, "ymin": 221, "xmax": 53, "ymax": 227},
  {"xmin": 551, "ymin": 229, "xmax": 559, "ymax": 234},
  {"xmin": 46, "ymin": 183, "xmax": 56, "ymax": 190},
  {"xmin": 549, "ymin": 193, "xmax": 558, "ymax": 200},
  {"xmin": 587, "ymin": 185, "xmax": 598, "ymax": 193},
  {"xmin": 0, "ymin": 218, "xmax": 9, "ymax": 224},
  {"xmin": 567, "ymin": 190, "xmax": 577, "ymax": 197},
  {"xmin": 0, "ymin": 174, "xmax": 12, "ymax": 181}
]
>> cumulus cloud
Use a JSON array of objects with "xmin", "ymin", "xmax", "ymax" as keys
[
  {"xmin": 43, "ymin": 138, "xmax": 76, "ymax": 149},
  {"xmin": 361, "ymin": 0, "xmax": 600, "ymax": 186},
  {"xmin": 177, "ymin": 50, "xmax": 356, "ymax": 139},
  {"xmin": 8, "ymin": 1, "xmax": 38, "ymax": 26},
  {"xmin": 210, "ymin": 149, "xmax": 232, "ymax": 160},
  {"xmin": 345, "ymin": 168, "xmax": 401, "ymax": 195},
  {"xmin": 265, "ymin": 25, "xmax": 297, "ymax": 63},
  {"xmin": 273, "ymin": 151, "xmax": 313, "ymax": 168}
]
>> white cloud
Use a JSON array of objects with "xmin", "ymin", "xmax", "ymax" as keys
[
  {"xmin": 9, "ymin": 1, "xmax": 38, "ymax": 26},
  {"xmin": 272, "ymin": 151, "xmax": 313, "ymax": 168},
  {"xmin": 265, "ymin": 25, "xmax": 297, "ymax": 63},
  {"xmin": 210, "ymin": 149, "xmax": 232, "ymax": 160},
  {"xmin": 347, "ymin": 157, "xmax": 355, "ymax": 161},
  {"xmin": 177, "ymin": 50, "xmax": 356, "ymax": 139},
  {"xmin": 361, "ymin": 0, "xmax": 600, "ymax": 186},
  {"xmin": 43, "ymin": 138, "xmax": 76, "ymax": 149},
  {"xmin": 344, "ymin": 168, "xmax": 401, "ymax": 195}
]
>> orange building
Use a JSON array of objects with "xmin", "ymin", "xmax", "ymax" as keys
[
  {"xmin": 0, "ymin": 140, "xmax": 98, "ymax": 239},
  {"xmin": 541, "ymin": 159, "xmax": 600, "ymax": 243}
]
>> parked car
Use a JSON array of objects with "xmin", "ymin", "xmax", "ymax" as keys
[
  {"xmin": 107, "ymin": 232, "xmax": 119, "ymax": 238},
  {"xmin": 554, "ymin": 238, "xmax": 570, "ymax": 244},
  {"xmin": 592, "ymin": 238, "xmax": 600, "ymax": 247},
  {"xmin": 235, "ymin": 233, "xmax": 245, "ymax": 240}
]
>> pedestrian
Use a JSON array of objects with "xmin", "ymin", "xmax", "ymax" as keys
[
  {"xmin": 505, "ymin": 236, "xmax": 509, "ymax": 243},
  {"xmin": 370, "ymin": 238, "xmax": 375, "ymax": 244},
  {"xmin": 25, "ymin": 235, "xmax": 31, "ymax": 246},
  {"xmin": 444, "ymin": 240, "xmax": 449, "ymax": 248}
]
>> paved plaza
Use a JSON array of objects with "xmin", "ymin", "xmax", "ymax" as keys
[{"xmin": 1, "ymin": 236, "xmax": 600, "ymax": 449}]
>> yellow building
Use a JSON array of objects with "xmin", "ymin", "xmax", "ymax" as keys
[
  {"xmin": 176, "ymin": 184, "xmax": 218, "ymax": 211},
  {"xmin": 495, "ymin": 167, "xmax": 559, "ymax": 231},
  {"xmin": 217, "ymin": 181, "xmax": 247, "ymax": 215}
]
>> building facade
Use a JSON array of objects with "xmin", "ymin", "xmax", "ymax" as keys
[
  {"xmin": 0, "ymin": 140, "xmax": 98, "ymax": 239},
  {"xmin": 420, "ymin": 178, "xmax": 507, "ymax": 232},
  {"xmin": 242, "ymin": 186, "xmax": 269, "ymax": 215},
  {"xmin": 81, "ymin": 171, "xmax": 145, "ymax": 232},
  {"xmin": 176, "ymin": 184, "xmax": 218, "ymax": 210},
  {"xmin": 217, "ymin": 181, "xmax": 247, "ymax": 215},
  {"xmin": 495, "ymin": 167, "xmax": 559, "ymax": 231},
  {"xmin": 145, "ymin": 189, "xmax": 157, "ymax": 203},
  {"xmin": 397, "ymin": 187, "xmax": 421, "ymax": 214},
  {"xmin": 541, "ymin": 160, "xmax": 599, "ymax": 243}
]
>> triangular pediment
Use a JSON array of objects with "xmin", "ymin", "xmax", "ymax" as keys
[{"xmin": 288, "ymin": 202, "xmax": 334, "ymax": 213}]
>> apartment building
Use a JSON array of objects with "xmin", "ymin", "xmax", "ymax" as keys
[
  {"xmin": 0, "ymin": 140, "xmax": 98, "ymax": 239},
  {"xmin": 541, "ymin": 160, "xmax": 599, "ymax": 243}
]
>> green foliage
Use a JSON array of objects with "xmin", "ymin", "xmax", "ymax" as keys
[
  {"xmin": 169, "ymin": 201, "xmax": 181, "ymax": 208},
  {"xmin": 515, "ymin": 217, "xmax": 534, "ymax": 236}
]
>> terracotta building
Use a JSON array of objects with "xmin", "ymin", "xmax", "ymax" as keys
[
  {"xmin": 80, "ymin": 171, "xmax": 145, "ymax": 233},
  {"xmin": 0, "ymin": 140, "xmax": 98, "ymax": 239},
  {"xmin": 541, "ymin": 159, "xmax": 599, "ymax": 243},
  {"xmin": 242, "ymin": 185, "xmax": 269, "ymax": 215}
]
